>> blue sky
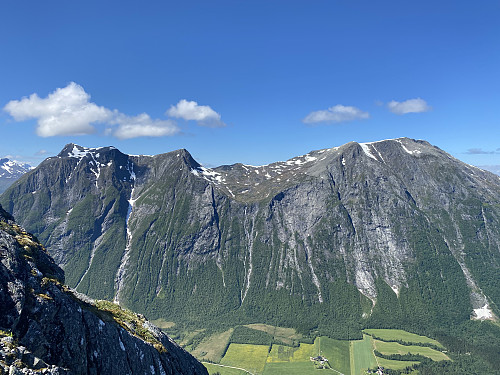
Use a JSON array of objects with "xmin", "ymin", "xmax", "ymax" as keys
[{"xmin": 1, "ymin": 1, "xmax": 499, "ymax": 169}]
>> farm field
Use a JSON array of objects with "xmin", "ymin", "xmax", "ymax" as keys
[
  {"xmin": 373, "ymin": 340, "xmax": 450, "ymax": 361},
  {"xmin": 189, "ymin": 327, "xmax": 448, "ymax": 374},
  {"xmin": 350, "ymin": 334, "xmax": 378, "ymax": 375},
  {"xmin": 180, "ymin": 328, "xmax": 206, "ymax": 347},
  {"xmin": 204, "ymin": 363, "xmax": 251, "ymax": 375},
  {"xmin": 363, "ymin": 329, "xmax": 444, "ymax": 348},
  {"xmin": 262, "ymin": 361, "xmax": 317, "ymax": 375},
  {"xmin": 244, "ymin": 324, "xmax": 302, "ymax": 346},
  {"xmin": 376, "ymin": 357, "xmax": 419, "ymax": 371},
  {"xmin": 221, "ymin": 344, "xmax": 269, "ymax": 374},
  {"xmin": 318, "ymin": 337, "xmax": 351, "ymax": 375},
  {"xmin": 191, "ymin": 328, "xmax": 234, "ymax": 362},
  {"xmin": 267, "ymin": 342, "xmax": 315, "ymax": 363}
]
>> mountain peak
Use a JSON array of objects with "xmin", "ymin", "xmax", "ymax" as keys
[
  {"xmin": 57, "ymin": 143, "xmax": 118, "ymax": 159},
  {"xmin": 0, "ymin": 158, "xmax": 34, "ymax": 193}
]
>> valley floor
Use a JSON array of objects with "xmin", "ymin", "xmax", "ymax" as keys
[{"xmin": 172, "ymin": 325, "xmax": 449, "ymax": 375}]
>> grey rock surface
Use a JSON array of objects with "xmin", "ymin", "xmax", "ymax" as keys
[
  {"xmin": 0, "ymin": 205, "xmax": 207, "ymax": 375},
  {"xmin": 1, "ymin": 139, "xmax": 500, "ymax": 329}
]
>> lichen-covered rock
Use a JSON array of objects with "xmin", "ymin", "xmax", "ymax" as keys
[{"xmin": 0, "ymin": 206, "xmax": 207, "ymax": 375}]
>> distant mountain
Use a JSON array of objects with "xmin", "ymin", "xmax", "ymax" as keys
[
  {"xmin": 0, "ymin": 204, "xmax": 207, "ymax": 374},
  {"xmin": 1, "ymin": 139, "xmax": 499, "ymax": 341},
  {"xmin": 0, "ymin": 158, "xmax": 33, "ymax": 193}
]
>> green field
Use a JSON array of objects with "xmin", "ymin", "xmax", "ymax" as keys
[
  {"xmin": 180, "ymin": 328, "xmax": 206, "ymax": 347},
  {"xmin": 364, "ymin": 329, "xmax": 443, "ymax": 348},
  {"xmin": 318, "ymin": 337, "xmax": 351, "ymax": 375},
  {"xmin": 221, "ymin": 344, "xmax": 270, "ymax": 374},
  {"xmin": 193, "ymin": 328, "xmax": 447, "ymax": 375},
  {"xmin": 350, "ymin": 334, "xmax": 378, "ymax": 375},
  {"xmin": 191, "ymin": 329, "xmax": 234, "ymax": 362},
  {"xmin": 244, "ymin": 324, "xmax": 302, "ymax": 346},
  {"xmin": 204, "ymin": 363, "xmax": 250, "ymax": 375},
  {"xmin": 374, "ymin": 340, "xmax": 450, "ymax": 361},
  {"xmin": 376, "ymin": 357, "xmax": 419, "ymax": 371},
  {"xmin": 264, "ymin": 337, "xmax": 349, "ymax": 374},
  {"xmin": 262, "ymin": 361, "xmax": 318, "ymax": 375}
]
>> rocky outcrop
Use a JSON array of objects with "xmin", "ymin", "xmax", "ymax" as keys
[{"xmin": 0, "ymin": 205, "xmax": 207, "ymax": 375}]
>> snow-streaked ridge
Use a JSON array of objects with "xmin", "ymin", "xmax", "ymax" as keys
[
  {"xmin": 66, "ymin": 145, "xmax": 116, "ymax": 159},
  {"xmin": 359, "ymin": 143, "xmax": 378, "ymax": 161}
]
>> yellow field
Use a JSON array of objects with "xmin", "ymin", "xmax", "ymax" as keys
[
  {"xmin": 221, "ymin": 343, "xmax": 270, "ymax": 374},
  {"xmin": 190, "ymin": 327, "xmax": 448, "ymax": 375},
  {"xmin": 267, "ymin": 342, "xmax": 315, "ymax": 363}
]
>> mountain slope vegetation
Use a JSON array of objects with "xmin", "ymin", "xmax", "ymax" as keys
[{"xmin": 1, "ymin": 139, "xmax": 499, "ymax": 348}]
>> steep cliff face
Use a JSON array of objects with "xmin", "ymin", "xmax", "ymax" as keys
[
  {"xmin": 1, "ymin": 139, "xmax": 499, "ymax": 335},
  {"xmin": 0, "ymin": 205, "xmax": 207, "ymax": 375}
]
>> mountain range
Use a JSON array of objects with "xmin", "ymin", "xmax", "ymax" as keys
[
  {"xmin": 1, "ymin": 138, "xmax": 499, "ymax": 342},
  {"xmin": 0, "ymin": 158, "xmax": 33, "ymax": 194}
]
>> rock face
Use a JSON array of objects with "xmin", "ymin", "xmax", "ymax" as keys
[
  {"xmin": 1, "ymin": 139, "xmax": 500, "ymax": 336},
  {"xmin": 0, "ymin": 205, "xmax": 207, "ymax": 375},
  {"xmin": 0, "ymin": 158, "xmax": 32, "ymax": 194}
]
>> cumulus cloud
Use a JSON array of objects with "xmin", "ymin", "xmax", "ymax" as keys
[
  {"xmin": 302, "ymin": 104, "xmax": 370, "ymax": 124},
  {"xmin": 167, "ymin": 99, "xmax": 225, "ymax": 127},
  {"xmin": 387, "ymin": 98, "xmax": 431, "ymax": 115},
  {"xmin": 3, "ymin": 82, "xmax": 184, "ymax": 139},
  {"xmin": 111, "ymin": 113, "xmax": 179, "ymax": 139},
  {"xmin": 4, "ymin": 82, "xmax": 113, "ymax": 137}
]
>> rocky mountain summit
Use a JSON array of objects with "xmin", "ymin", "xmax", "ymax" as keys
[
  {"xmin": 0, "ymin": 205, "xmax": 207, "ymax": 375},
  {"xmin": 0, "ymin": 159, "xmax": 33, "ymax": 194},
  {"xmin": 1, "ymin": 138, "xmax": 499, "ymax": 337}
]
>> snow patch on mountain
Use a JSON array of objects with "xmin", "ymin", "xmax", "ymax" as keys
[
  {"xmin": 359, "ymin": 143, "xmax": 378, "ymax": 161},
  {"xmin": 0, "ymin": 158, "xmax": 33, "ymax": 178},
  {"xmin": 66, "ymin": 144, "xmax": 116, "ymax": 159}
]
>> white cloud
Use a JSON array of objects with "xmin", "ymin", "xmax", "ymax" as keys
[
  {"xmin": 387, "ymin": 98, "xmax": 431, "ymax": 115},
  {"xmin": 111, "ymin": 113, "xmax": 179, "ymax": 139},
  {"xmin": 3, "ymin": 82, "xmax": 182, "ymax": 139},
  {"xmin": 4, "ymin": 82, "xmax": 113, "ymax": 137},
  {"xmin": 167, "ymin": 99, "xmax": 225, "ymax": 127},
  {"xmin": 302, "ymin": 104, "xmax": 370, "ymax": 124}
]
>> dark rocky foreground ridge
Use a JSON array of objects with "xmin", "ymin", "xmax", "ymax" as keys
[
  {"xmin": 0, "ymin": 205, "xmax": 207, "ymax": 375},
  {"xmin": 1, "ymin": 138, "xmax": 500, "ymax": 337}
]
